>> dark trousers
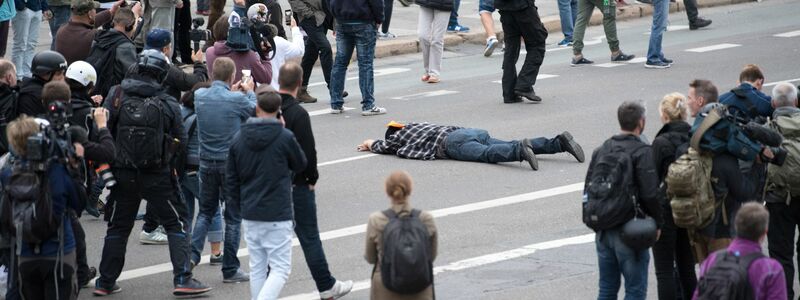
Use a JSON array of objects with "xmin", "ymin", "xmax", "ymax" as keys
[
  {"xmin": 0, "ymin": 21, "xmax": 9, "ymax": 57},
  {"xmin": 18, "ymin": 252, "xmax": 77, "ymax": 300},
  {"xmin": 207, "ymin": 0, "xmax": 227, "ymax": 41},
  {"xmin": 97, "ymin": 169, "xmax": 193, "ymax": 288},
  {"xmin": 293, "ymin": 184, "xmax": 336, "ymax": 292},
  {"xmin": 499, "ymin": 6, "xmax": 547, "ymax": 102},
  {"xmin": 191, "ymin": 161, "xmax": 241, "ymax": 278},
  {"xmin": 69, "ymin": 212, "xmax": 92, "ymax": 286},
  {"xmin": 173, "ymin": 0, "xmax": 193, "ymax": 64},
  {"xmin": 382, "ymin": 0, "xmax": 393, "ymax": 33},
  {"xmin": 652, "ymin": 205, "xmax": 696, "ymax": 300},
  {"xmin": 767, "ymin": 199, "xmax": 800, "ymax": 300},
  {"xmin": 683, "ymin": 0, "xmax": 699, "ymax": 23},
  {"xmin": 300, "ymin": 19, "xmax": 333, "ymax": 89}
]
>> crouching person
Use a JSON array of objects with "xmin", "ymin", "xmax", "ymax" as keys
[
  {"xmin": 225, "ymin": 90, "xmax": 306, "ymax": 300},
  {"xmin": 365, "ymin": 171, "xmax": 438, "ymax": 300}
]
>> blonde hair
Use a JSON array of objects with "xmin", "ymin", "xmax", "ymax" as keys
[
  {"xmin": 6, "ymin": 116, "xmax": 40, "ymax": 157},
  {"xmin": 659, "ymin": 92, "xmax": 689, "ymax": 122},
  {"xmin": 385, "ymin": 171, "xmax": 413, "ymax": 203}
]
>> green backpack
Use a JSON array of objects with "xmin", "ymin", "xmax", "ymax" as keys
[{"xmin": 765, "ymin": 112, "xmax": 800, "ymax": 202}]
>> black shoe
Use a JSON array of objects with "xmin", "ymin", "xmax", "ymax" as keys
[
  {"xmin": 93, "ymin": 284, "xmax": 122, "ymax": 296},
  {"xmin": 504, "ymin": 96, "xmax": 523, "ymax": 104},
  {"xmin": 689, "ymin": 18, "xmax": 712, "ymax": 30},
  {"xmin": 174, "ymin": 278, "xmax": 212, "ymax": 296},
  {"xmin": 342, "ymin": 91, "xmax": 349, "ymax": 98},
  {"xmin": 80, "ymin": 267, "xmax": 97, "ymax": 288},
  {"xmin": 661, "ymin": 57, "xmax": 673, "ymax": 64},
  {"xmin": 611, "ymin": 52, "xmax": 635, "ymax": 62},
  {"xmin": 571, "ymin": 56, "xmax": 594, "ymax": 66},
  {"xmin": 515, "ymin": 90, "xmax": 542, "ymax": 103},
  {"xmin": 520, "ymin": 139, "xmax": 539, "ymax": 171},
  {"xmin": 558, "ymin": 131, "xmax": 585, "ymax": 163}
]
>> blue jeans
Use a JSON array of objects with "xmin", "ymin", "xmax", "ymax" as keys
[
  {"xmin": 449, "ymin": 0, "xmax": 461, "ymax": 26},
  {"xmin": 558, "ymin": 0, "xmax": 578, "ymax": 40},
  {"xmin": 478, "ymin": 0, "xmax": 495, "ymax": 13},
  {"xmin": 646, "ymin": 0, "xmax": 669, "ymax": 63},
  {"xmin": 191, "ymin": 161, "xmax": 241, "ymax": 278},
  {"xmin": 11, "ymin": 8, "xmax": 42, "ymax": 79},
  {"xmin": 48, "ymin": 5, "xmax": 70, "ymax": 50},
  {"xmin": 182, "ymin": 171, "xmax": 223, "ymax": 243},
  {"xmin": 444, "ymin": 128, "xmax": 563, "ymax": 163},
  {"xmin": 596, "ymin": 229, "xmax": 650, "ymax": 300},
  {"xmin": 329, "ymin": 22, "xmax": 377, "ymax": 111},
  {"xmin": 293, "ymin": 185, "xmax": 336, "ymax": 291}
]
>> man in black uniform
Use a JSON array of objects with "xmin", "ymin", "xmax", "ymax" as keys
[{"xmin": 495, "ymin": 0, "xmax": 547, "ymax": 104}]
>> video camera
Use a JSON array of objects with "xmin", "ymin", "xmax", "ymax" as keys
[
  {"xmin": 245, "ymin": 18, "xmax": 276, "ymax": 61},
  {"xmin": 190, "ymin": 17, "xmax": 211, "ymax": 52},
  {"xmin": 26, "ymin": 101, "xmax": 79, "ymax": 171}
]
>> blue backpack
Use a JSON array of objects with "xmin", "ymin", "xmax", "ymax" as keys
[{"xmin": 691, "ymin": 104, "xmax": 761, "ymax": 162}]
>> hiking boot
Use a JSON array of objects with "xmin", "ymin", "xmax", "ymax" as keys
[
  {"xmin": 223, "ymin": 269, "xmax": 250, "ymax": 283},
  {"xmin": 558, "ymin": 131, "xmax": 585, "ymax": 163},
  {"xmin": 484, "ymin": 37, "xmax": 499, "ymax": 57},
  {"xmin": 520, "ymin": 139, "xmax": 539, "ymax": 171},
  {"xmin": 689, "ymin": 18, "xmax": 712, "ymax": 30},
  {"xmin": 515, "ymin": 90, "xmax": 542, "ymax": 103},
  {"xmin": 319, "ymin": 280, "xmax": 354, "ymax": 300},
  {"xmin": 645, "ymin": 60, "xmax": 671, "ymax": 69},
  {"xmin": 209, "ymin": 253, "xmax": 223, "ymax": 265},
  {"xmin": 611, "ymin": 51, "xmax": 635, "ymax": 62},
  {"xmin": 298, "ymin": 87, "xmax": 317, "ymax": 103},
  {"xmin": 571, "ymin": 56, "xmax": 594, "ymax": 66},
  {"xmin": 139, "ymin": 228, "xmax": 168, "ymax": 245},
  {"xmin": 80, "ymin": 267, "xmax": 97, "ymax": 288},
  {"xmin": 361, "ymin": 106, "xmax": 387, "ymax": 116},
  {"xmin": 93, "ymin": 284, "xmax": 122, "ymax": 296},
  {"xmin": 173, "ymin": 278, "xmax": 212, "ymax": 296}
]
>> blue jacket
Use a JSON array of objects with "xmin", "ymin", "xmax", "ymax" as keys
[
  {"xmin": 1, "ymin": 161, "xmax": 81, "ymax": 257},
  {"xmin": 226, "ymin": 118, "xmax": 306, "ymax": 222},
  {"xmin": 0, "ymin": 0, "xmax": 16, "ymax": 22},
  {"xmin": 719, "ymin": 82, "xmax": 774, "ymax": 121},
  {"xmin": 194, "ymin": 81, "xmax": 256, "ymax": 162},
  {"xmin": 14, "ymin": 0, "xmax": 48, "ymax": 12},
  {"xmin": 329, "ymin": 0, "xmax": 383, "ymax": 24},
  {"xmin": 181, "ymin": 106, "xmax": 199, "ymax": 167}
]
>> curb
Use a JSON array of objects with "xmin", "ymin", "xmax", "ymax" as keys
[{"xmin": 372, "ymin": 0, "xmax": 754, "ymax": 59}]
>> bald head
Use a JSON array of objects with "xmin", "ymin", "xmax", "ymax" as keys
[
  {"xmin": 278, "ymin": 62, "xmax": 303, "ymax": 95},
  {"xmin": 0, "ymin": 59, "xmax": 17, "ymax": 86},
  {"xmin": 771, "ymin": 82, "xmax": 798, "ymax": 108}
]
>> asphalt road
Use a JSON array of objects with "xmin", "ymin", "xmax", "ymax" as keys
[{"xmin": 69, "ymin": 0, "xmax": 800, "ymax": 299}]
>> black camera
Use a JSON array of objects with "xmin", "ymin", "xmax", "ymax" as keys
[
  {"xmin": 247, "ymin": 19, "xmax": 276, "ymax": 61},
  {"xmin": 190, "ymin": 17, "xmax": 211, "ymax": 52}
]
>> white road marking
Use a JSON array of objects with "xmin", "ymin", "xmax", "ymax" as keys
[
  {"xmin": 317, "ymin": 154, "xmax": 379, "ymax": 167},
  {"xmin": 391, "ymin": 90, "xmax": 460, "ymax": 100},
  {"xmin": 643, "ymin": 25, "xmax": 690, "ymax": 35},
  {"xmin": 281, "ymin": 233, "xmax": 596, "ymax": 300},
  {"xmin": 99, "ymin": 182, "xmax": 585, "ymax": 284},
  {"xmin": 685, "ymin": 43, "xmax": 741, "ymax": 53},
  {"xmin": 492, "ymin": 74, "xmax": 559, "ymax": 83},
  {"xmin": 307, "ymin": 107, "xmax": 355, "ymax": 116},
  {"xmin": 594, "ymin": 62, "xmax": 626, "ymax": 68},
  {"xmin": 763, "ymin": 77, "xmax": 800, "ymax": 87},
  {"xmin": 307, "ymin": 67, "xmax": 410, "ymax": 87},
  {"xmin": 494, "ymin": 50, "xmax": 526, "ymax": 56},
  {"xmin": 774, "ymin": 30, "xmax": 800, "ymax": 38},
  {"xmin": 546, "ymin": 46, "xmax": 572, "ymax": 52},
  {"xmin": 626, "ymin": 57, "xmax": 648, "ymax": 64}
]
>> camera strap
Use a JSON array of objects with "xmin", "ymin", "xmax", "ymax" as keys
[{"xmin": 691, "ymin": 107, "xmax": 723, "ymax": 151}]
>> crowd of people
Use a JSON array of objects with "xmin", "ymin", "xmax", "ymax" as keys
[{"xmin": 0, "ymin": 0, "xmax": 794, "ymax": 299}]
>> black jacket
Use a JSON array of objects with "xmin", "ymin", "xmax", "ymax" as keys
[
  {"xmin": 416, "ymin": 0, "xmax": 452, "ymax": 11},
  {"xmin": 225, "ymin": 118, "xmax": 306, "ymax": 222},
  {"xmin": 329, "ymin": 0, "xmax": 383, "ymax": 24},
  {"xmin": 165, "ymin": 62, "xmax": 208, "ymax": 101},
  {"xmin": 17, "ymin": 76, "xmax": 48, "ymax": 117},
  {"xmin": 280, "ymin": 93, "xmax": 318, "ymax": 185},
  {"xmin": 70, "ymin": 90, "xmax": 116, "ymax": 165},
  {"xmin": 90, "ymin": 29, "xmax": 137, "ymax": 98},
  {"xmin": 706, "ymin": 153, "xmax": 757, "ymax": 238},
  {"xmin": 494, "ymin": 0, "xmax": 533, "ymax": 11},
  {"xmin": 651, "ymin": 121, "xmax": 691, "ymax": 182},
  {"xmin": 0, "ymin": 83, "xmax": 18, "ymax": 154},
  {"xmin": 587, "ymin": 134, "xmax": 664, "ymax": 228}
]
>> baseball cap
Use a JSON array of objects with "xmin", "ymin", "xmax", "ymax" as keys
[
  {"xmin": 145, "ymin": 28, "xmax": 172, "ymax": 50},
  {"xmin": 71, "ymin": 0, "xmax": 100, "ymax": 15}
]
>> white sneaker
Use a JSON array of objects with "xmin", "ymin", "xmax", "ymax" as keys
[
  {"xmin": 319, "ymin": 280, "xmax": 354, "ymax": 300},
  {"xmin": 139, "ymin": 228, "xmax": 168, "ymax": 245},
  {"xmin": 361, "ymin": 106, "xmax": 387, "ymax": 116},
  {"xmin": 330, "ymin": 107, "xmax": 344, "ymax": 114}
]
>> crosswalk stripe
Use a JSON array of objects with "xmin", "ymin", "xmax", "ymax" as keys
[
  {"xmin": 773, "ymin": 30, "xmax": 800, "ymax": 38},
  {"xmin": 492, "ymin": 74, "xmax": 559, "ymax": 83},
  {"xmin": 685, "ymin": 43, "xmax": 741, "ymax": 53},
  {"xmin": 307, "ymin": 68, "xmax": 410, "ymax": 87}
]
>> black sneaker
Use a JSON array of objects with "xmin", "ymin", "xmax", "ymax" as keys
[
  {"xmin": 611, "ymin": 52, "xmax": 635, "ymax": 62},
  {"xmin": 689, "ymin": 18, "xmax": 712, "ymax": 30},
  {"xmin": 209, "ymin": 253, "xmax": 223, "ymax": 265},
  {"xmin": 515, "ymin": 90, "xmax": 542, "ymax": 103},
  {"xmin": 558, "ymin": 131, "xmax": 585, "ymax": 163},
  {"xmin": 342, "ymin": 91, "xmax": 349, "ymax": 98},
  {"xmin": 80, "ymin": 267, "xmax": 97, "ymax": 288},
  {"xmin": 173, "ymin": 278, "xmax": 212, "ymax": 296},
  {"xmin": 93, "ymin": 284, "xmax": 122, "ymax": 296},
  {"xmin": 661, "ymin": 57, "xmax": 673, "ymax": 64},
  {"xmin": 223, "ymin": 269, "xmax": 250, "ymax": 283},
  {"xmin": 645, "ymin": 60, "xmax": 671, "ymax": 69},
  {"xmin": 520, "ymin": 139, "xmax": 539, "ymax": 171},
  {"xmin": 504, "ymin": 96, "xmax": 523, "ymax": 104},
  {"xmin": 571, "ymin": 56, "xmax": 594, "ymax": 66}
]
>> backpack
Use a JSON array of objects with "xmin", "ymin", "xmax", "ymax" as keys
[
  {"xmin": 380, "ymin": 209, "xmax": 434, "ymax": 294},
  {"xmin": 85, "ymin": 34, "xmax": 124, "ymax": 98},
  {"xmin": 765, "ymin": 112, "xmax": 800, "ymax": 200},
  {"xmin": 582, "ymin": 140, "xmax": 641, "ymax": 231},
  {"xmin": 696, "ymin": 250, "xmax": 763, "ymax": 300},
  {"xmin": 226, "ymin": 13, "xmax": 255, "ymax": 52},
  {"xmin": 112, "ymin": 90, "xmax": 170, "ymax": 169},
  {"xmin": 173, "ymin": 112, "xmax": 197, "ymax": 175},
  {"xmin": 1, "ymin": 161, "xmax": 59, "ymax": 250},
  {"xmin": 692, "ymin": 105, "xmax": 761, "ymax": 162},
  {"xmin": 666, "ymin": 108, "xmax": 721, "ymax": 229}
]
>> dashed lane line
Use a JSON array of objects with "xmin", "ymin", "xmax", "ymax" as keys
[
  {"xmin": 307, "ymin": 107, "xmax": 355, "ymax": 116},
  {"xmin": 492, "ymin": 74, "xmax": 559, "ymax": 83},
  {"xmin": 685, "ymin": 43, "xmax": 741, "ymax": 53},
  {"xmin": 307, "ymin": 67, "xmax": 410, "ymax": 88},
  {"xmin": 391, "ymin": 90, "xmax": 460, "ymax": 100},
  {"xmin": 763, "ymin": 78, "xmax": 800, "ymax": 87},
  {"xmin": 774, "ymin": 30, "xmax": 800, "ymax": 38}
]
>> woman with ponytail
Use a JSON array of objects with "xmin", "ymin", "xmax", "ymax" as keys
[
  {"xmin": 651, "ymin": 92, "xmax": 697, "ymax": 300},
  {"xmin": 365, "ymin": 171, "xmax": 438, "ymax": 300}
]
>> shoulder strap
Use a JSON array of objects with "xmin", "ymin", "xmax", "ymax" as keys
[
  {"xmin": 382, "ymin": 209, "xmax": 398, "ymax": 220},
  {"xmin": 691, "ymin": 107, "xmax": 724, "ymax": 151},
  {"xmin": 738, "ymin": 251, "xmax": 765, "ymax": 271},
  {"xmin": 112, "ymin": 86, "xmax": 123, "ymax": 110},
  {"xmin": 187, "ymin": 116, "xmax": 197, "ymax": 141},
  {"xmin": 410, "ymin": 209, "xmax": 421, "ymax": 219}
]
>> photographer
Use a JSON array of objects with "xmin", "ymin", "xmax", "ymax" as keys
[
  {"xmin": 55, "ymin": 0, "xmax": 125, "ymax": 64},
  {"xmin": 144, "ymin": 28, "xmax": 208, "ymax": 100},
  {"xmin": 0, "ymin": 59, "xmax": 18, "ymax": 155},
  {"xmin": 720, "ymin": 64, "xmax": 774, "ymax": 123},
  {"xmin": 206, "ymin": 14, "xmax": 272, "ymax": 85},
  {"xmin": 17, "ymin": 51, "xmax": 68, "ymax": 117},
  {"xmin": 247, "ymin": 4, "xmax": 303, "ymax": 90}
]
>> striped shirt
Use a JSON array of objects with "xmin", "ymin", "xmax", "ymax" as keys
[{"xmin": 370, "ymin": 122, "xmax": 463, "ymax": 160}]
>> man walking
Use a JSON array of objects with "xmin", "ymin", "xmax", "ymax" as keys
[
  {"xmin": 289, "ymin": 0, "xmax": 333, "ymax": 103},
  {"xmin": 478, "ymin": 0, "xmax": 499, "ymax": 57},
  {"xmin": 645, "ymin": 0, "xmax": 673, "ymax": 69},
  {"xmin": 275, "ymin": 62, "xmax": 354, "ymax": 299},
  {"xmin": 495, "ymin": 0, "xmax": 547, "ymax": 104},
  {"xmin": 328, "ymin": 0, "xmax": 387, "ymax": 116},
  {"xmin": 570, "ymin": 0, "xmax": 634, "ymax": 66}
]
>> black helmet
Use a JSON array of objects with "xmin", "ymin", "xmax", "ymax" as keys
[
  {"xmin": 31, "ymin": 51, "xmax": 67, "ymax": 78},
  {"xmin": 137, "ymin": 49, "xmax": 170, "ymax": 83},
  {"xmin": 620, "ymin": 215, "xmax": 657, "ymax": 251}
]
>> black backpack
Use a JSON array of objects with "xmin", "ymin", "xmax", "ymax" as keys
[
  {"xmin": 85, "ymin": 35, "xmax": 125, "ymax": 98},
  {"xmin": 112, "ymin": 90, "xmax": 169, "ymax": 169},
  {"xmin": 696, "ymin": 250, "xmax": 763, "ymax": 300},
  {"xmin": 380, "ymin": 209, "xmax": 434, "ymax": 294},
  {"xmin": 173, "ymin": 112, "xmax": 197, "ymax": 175},
  {"xmin": 583, "ymin": 140, "xmax": 642, "ymax": 231},
  {"xmin": 0, "ymin": 160, "xmax": 59, "ymax": 252}
]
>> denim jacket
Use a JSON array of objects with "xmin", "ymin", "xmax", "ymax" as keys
[{"xmin": 194, "ymin": 80, "xmax": 256, "ymax": 162}]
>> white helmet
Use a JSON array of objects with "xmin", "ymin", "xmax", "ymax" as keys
[
  {"xmin": 66, "ymin": 61, "xmax": 97, "ymax": 87},
  {"xmin": 246, "ymin": 3, "xmax": 269, "ymax": 23}
]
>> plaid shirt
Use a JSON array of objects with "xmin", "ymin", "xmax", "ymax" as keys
[{"xmin": 370, "ymin": 122, "xmax": 463, "ymax": 160}]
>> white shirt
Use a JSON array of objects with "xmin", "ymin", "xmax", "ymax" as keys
[{"xmin": 270, "ymin": 26, "xmax": 305, "ymax": 89}]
